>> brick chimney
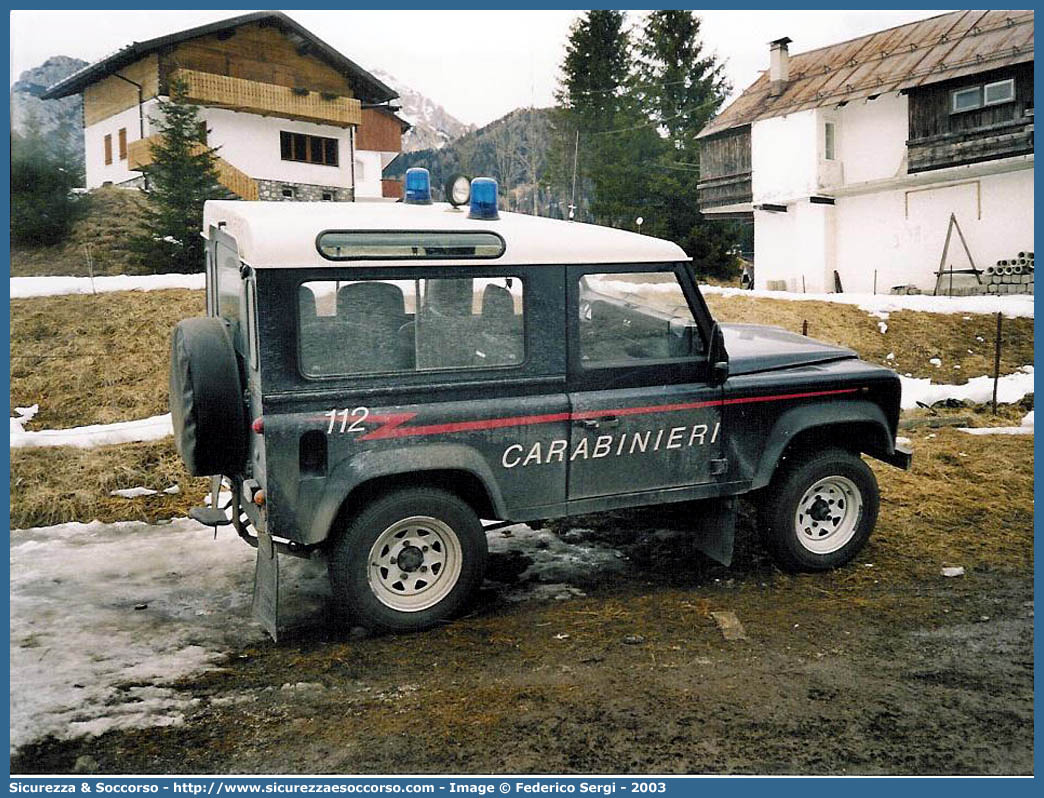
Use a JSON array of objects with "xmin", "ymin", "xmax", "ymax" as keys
[{"xmin": 769, "ymin": 37, "xmax": 792, "ymax": 97}]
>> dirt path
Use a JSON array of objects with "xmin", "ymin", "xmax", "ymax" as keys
[
  {"xmin": 12, "ymin": 432, "xmax": 1034, "ymax": 775},
  {"xmin": 13, "ymin": 545, "xmax": 1033, "ymax": 775}
]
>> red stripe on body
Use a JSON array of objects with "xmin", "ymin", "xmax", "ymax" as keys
[{"xmin": 357, "ymin": 387, "xmax": 859, "ymax": 441}]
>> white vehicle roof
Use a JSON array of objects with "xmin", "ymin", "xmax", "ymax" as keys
[{"xmin": 202, "ymin": 200, "xmax": 688, "ymax": 268}]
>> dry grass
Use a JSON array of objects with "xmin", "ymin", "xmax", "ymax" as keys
[
  {"xmin": 10, "ymin": 289, "xmax": 203, "ymax": 429},
  {"xmin": 9, "ymin": 438, "xmax": 209, "ymax": 529},
  {"xmin": 867, "ymin": 427, "xmax": 1034, "ymax": 578},
  {"xmin": 10, "ymin": 186, "xmax": 155, "ymax": 277},
  {"xmin": 704, "ymin": 293, "xmax": 1034, "ymax": 383}
]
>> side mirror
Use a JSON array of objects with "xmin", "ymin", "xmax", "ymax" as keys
[{"xmin": 709, "ymin": 322, "xmax": 729, "ymax": 385}]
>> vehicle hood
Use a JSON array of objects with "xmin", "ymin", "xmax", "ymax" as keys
[{"xmin": 720, "ymin": 323, "xmax": 857, "ymax": 375}]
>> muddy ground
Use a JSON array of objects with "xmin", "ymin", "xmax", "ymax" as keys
[{"xmin": 13, "ymin": 481, "xmax": 1034, "ymax": 776}]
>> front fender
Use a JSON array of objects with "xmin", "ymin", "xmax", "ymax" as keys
[
  {"xmin": 750, "ymin": 400, "xmax": 894, "ymax": 490},
  {"xmin": 305, "ymin": 443, "xmax": 507, "ymax": 546}
]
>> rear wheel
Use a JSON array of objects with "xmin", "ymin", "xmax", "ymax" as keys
[
  {"xmin": 328, "ymin": 488, "xmax": 488, "ymax": 633},
  {"xmin": 758, "ymin": 448, "xmax": 879, "ymax": 572}
]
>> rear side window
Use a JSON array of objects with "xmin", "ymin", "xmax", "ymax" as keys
[
  {"xmin": 215, "ymin": 238, "xmax": 241, "ymax": 328},
  {"xmin": 578, "ymin": 271, "xmax": 704, "ymax": 365},
  {"xmin": 298, "ymin": 276, "xmax": 524, "ymax": 377}
]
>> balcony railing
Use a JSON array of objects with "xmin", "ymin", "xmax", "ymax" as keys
[
  {"xmin": 171, "ymin": 68, "xmax": 362, "ymax": 128},
  {"xmin": 127, "ymin": 136, "xmax": 259, "ymax": 201}
]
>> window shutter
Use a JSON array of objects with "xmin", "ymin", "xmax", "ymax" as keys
[
  {"xmin": 104, "ymin": 134, "xmax": 112, "ymax": 165},
  {"xmin": 118, "ymin": 128, "xmax": 127, "ymax": 160}
]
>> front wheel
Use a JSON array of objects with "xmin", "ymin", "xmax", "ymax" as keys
[
  {"xmin": 758, "ymin": 448, "xmax": 879, "ymax": 572},
  {"xmin": 328, "ymin": 488, "xmax": 488, "ymax": 633}
]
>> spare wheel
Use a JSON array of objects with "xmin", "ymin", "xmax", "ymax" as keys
[{"xmin": 169, "ymin": 317, "xmax": 247, "ymax": 476}]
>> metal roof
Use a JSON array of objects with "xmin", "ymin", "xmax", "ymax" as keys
[
  {"xmin": 202, "ymin": 201, "xmax": 689, "ymax": 269},
  {"xmin": 699, "ymin": 9, "xmax": 1033, "ymax": 139},
  {"xmin": 41, "ymin": 11, "xmax": 396, "ymax": 105}
]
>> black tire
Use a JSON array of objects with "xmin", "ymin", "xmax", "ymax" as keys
[
  {"xmin": 328, "ymin": 488, "xmax": 488, "ymax": 633},
  {"xmin": 758, "ymin": 447, "xmax": 879, "ymax": 572},
  {"xmin": 169, "ymin": 317, "xmax": 247, "ymax": 476}
]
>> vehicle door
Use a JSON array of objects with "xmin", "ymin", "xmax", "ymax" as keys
[{"xmin": 565, "ymin": 264, "xmax": 723, "ymax": 501}]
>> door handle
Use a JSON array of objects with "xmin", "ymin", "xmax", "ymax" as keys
[{"xmin": 574, "ymin": 416, "xmax": 619, "ymax": 430}]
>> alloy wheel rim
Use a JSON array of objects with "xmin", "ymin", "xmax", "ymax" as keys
[
  {"xmin": 367, "ymin": 516, "xmax": 463, "ymax": 612},
  {"xmin": 793, "ymin": 475, "xmax": 863, "ymax": 554}
]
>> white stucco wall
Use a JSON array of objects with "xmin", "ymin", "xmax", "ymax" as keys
[
  {"xmin": 835, "ymin": 92, "xmax": 909, "ymax": 185},
  {"xmin": 84, "ymin": 99, "xmax": 160, "ymax": 188},
  {"xmin": 750, "ymin": 87, "xmax": 1033, "ymax": 294},
  {"xmin": 354, "ymin": 150, "xmax": 383, "ymax": 198},
  {"xmin": 755, "ymin": 165, "xmax": 1034, "ymax": 293},
  {"xmin": 750, "ymin": 109, "xmax": 819, "ymax": 202},
  {"xmin": 754, "ymin": 200, "xmax": 837, "ymax": 293},
  {"xmin": 832, "ymin": 167, "xmax": 1034, "ymax": 293},
  {"xmin": 198, "ymin": 107, "xmax": 353, "ymax": 188}
]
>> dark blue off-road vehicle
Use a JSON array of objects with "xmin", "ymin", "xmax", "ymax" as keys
[{"xmin": 170, "ymin": 177, "xmax": 911, "ymax": 638}]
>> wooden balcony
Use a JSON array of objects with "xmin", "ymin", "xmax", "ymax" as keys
[
  {"xmin": 697, "ymin": 171, "xmax": 753, "ymax": 210},
  {"xmin": 907, "ymin": 114, "xmax": 1034, "ymax": 174},
  {"xmin": 128, "ymin": 136, "xmax": 259, "ymax": 201},
  {"xmin": 171, "ymin": 68, "xmax": 361, "ymax": 128}
]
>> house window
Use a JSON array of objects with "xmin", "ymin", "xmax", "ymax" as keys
[
  {"xmin": 984, "ymin": 78, "xmax": 1015, "ymax": 106},
  {"xmin": 824, "ymin": 121, "xmax": 836, "ymax": 161},
  {"xmin": 104, "ymin": 134, "xmax": 112, "ymax": 165},
  {"xmin": 951, "ymin": 86, "xmax": 983, "ymax": 113},
  {"xmin": 321, "ymin": 192, "xmax": 334, "ymax": 201},
  {"xmin": 118, "ymin": 128, "xmax": 127, "ymax": 160},
  {"xmin": 280, "ymin": 131, "xmax": 339, "ymax": 166},
  {"xmin": 281, "ymin": 186, "xmax": 296, "ymax": 200},
  {"xmin": 354, "ymin": 160, "xmax": 365, "ymax": 181},
  {"xmin": 950, "ymin": 78, "xmax": 1016, "ymax": 114}
]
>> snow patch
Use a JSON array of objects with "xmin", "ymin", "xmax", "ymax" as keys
[
  {"xmin": 699, "ymin": 285, "xmax": 1034, "ymax": 318},
  {"xmin": 487, "ymin": 524, "xmax": 625, "ymax": 594},
  {"xmin": 900, "ymin": 366, "xmax": 1034, "ymax": 409},
  {"xmin": 9, "ymin": 517, "xmax": 330, "ymax": 752},
  {"xmin": 11, "ymin": 273, "xmax": 205, "ymax": 299},
  {"xmin": 958, "ymin": 410, "xmax": 1035, "ymax": 437},
  {"xmin": 10, "ymin": 404, "xmax": 39, "ymax": 436},
  {"xmin": 10, "ymin": 517, "xmax": 627, "ymax": 751},
  {"xmin": 110, "ymin": 485, "xmax": 180, "ymax": 499},
  {"xmin": 10, "ymin": 413, "xmax": 173, "ymax": 449}
]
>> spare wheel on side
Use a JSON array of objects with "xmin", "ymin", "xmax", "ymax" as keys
[{"xmin": 169, "ymin": 317, "xmax": 247, "ymax": 476}]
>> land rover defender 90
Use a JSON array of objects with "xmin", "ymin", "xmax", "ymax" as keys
[{"xmin": 170, "ymin": 174, "xmax": 911, "ymax": 638}]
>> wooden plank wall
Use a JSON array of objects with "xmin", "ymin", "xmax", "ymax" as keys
[
  {"xmin": 699, "ymin": 126, "xmax": 751, "ymax": 181},
  {"xmin": 697, "ymin": 126, "xmax": 753, "ymax": 208},
  {"xmin": 909, "ymin": 63, "xmax": 1034, "ymax": 140},
  {"xmin": 356, "ymin": 107, "xmax": 403, "ymax": 152},
  {"xmin": 83, "ymin": 54, "xmax": 159, "ymax": 126},
  {"xmin": 164, "ymin": 22, "xmax": 355, "ymax": 97}
]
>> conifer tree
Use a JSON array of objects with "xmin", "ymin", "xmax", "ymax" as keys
[
  {"xmin": 133, "ymin": 78, "xmax": 228, "ymax": 273},
  {"xmin": 633, "ymin": 10, "xmax": 742, "ymax": 277}
]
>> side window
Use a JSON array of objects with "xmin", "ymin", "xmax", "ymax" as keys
[
  {"xmin": 578, "ymin": 271, "xmax": 704, "ymax": 366},
  {"xmin": 298, "ymin": 276, "xmax": 524, "ymax": 378},
  {"xmin": 215, "ymin": 238, "xmax": 241, "ymax": 328},
  {"xmin": 246, "ymin": 279, "xmax": 259, "ymax": 370}
]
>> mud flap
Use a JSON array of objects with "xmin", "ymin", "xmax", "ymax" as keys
[
  {"xmin": 252, "ymin": 529, "xmax": 279, "ymax": 642},
  {"xmin": 691, "ymin": 498, "xmax": 736, "ymax": 566}
]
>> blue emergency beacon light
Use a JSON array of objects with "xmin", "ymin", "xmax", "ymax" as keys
[
  {"xmin": 468, "ymin": 177, "xmax": 499, "ymax": 220},
  {"xmin": 404, "ymin": 167, "xmax": 432, "ymax": 204}
]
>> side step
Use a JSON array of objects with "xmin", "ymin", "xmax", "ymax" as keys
[{"xmin": 189, "ymin": 506, "xmax": 232, "ymax": 527}]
